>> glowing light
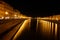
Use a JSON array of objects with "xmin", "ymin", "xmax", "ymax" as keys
[
  {"xmin": 0, "ymin": 16, "xmax": 4, "ymax": 19},
  {"xmin": 14, "ymin": 14, "xmax": 17, "ymax": 17},
  {"xmin": 36, "ymin": 19, "xmax": 39, "ymax": 32},
  {"xmin": 5, "ymin": 17, "xmax": 10, "ymax": 19},
  {"xmin": 2, "ymin": 16, "xmax": 4, "ymax": 19},
  {"xmin": 52, "ymin": 23, "xmax": 54, "ymax": 33},
  {"xmin": 13, "ymin": 19, "xmax": 30, "ymax": 40},
  {"xmin": 55, "ymin": 23, "xmax": 57, "ymax": 36},
  {"xmin": 39, "ymin": 20, "xmax": 51, "ymax": 36},
  {"xmin": 56, "ymin": 18, "xmax": 58, "ymax": 21},
  {"xmin": 5, "ymin": 11, "xmax": 8, "ymax": 15}
]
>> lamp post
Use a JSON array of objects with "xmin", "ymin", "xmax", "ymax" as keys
[{"xmin": 5, "ymin": 11, "xmax": 9, "ymax": 19}]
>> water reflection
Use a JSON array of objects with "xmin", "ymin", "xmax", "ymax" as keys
[{"xmin": 39, "ymin": 20, "xmax": 57, "ymax": 40}]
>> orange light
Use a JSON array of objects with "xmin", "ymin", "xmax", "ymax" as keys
[
  {"xmin": 55, "ymin": 23, "xmax": 57, "ymax": 36},
  {"xmin": 5, "ymin": 11, "xmax": 8, "ymax": 15},
  {"xmin": 14, "ymin": 14, "xmax": 17, "ymax": 17},
  {"xmin": 2, "ymin": 16, "xmax": 4, "ymax": 19},
  {"xmin": 13, "ymin": 19, "xmax": 30, "ymax": 40},
  {"xmin": 39, "ymin": 20, "xmax": 51, "ymax": 36}
]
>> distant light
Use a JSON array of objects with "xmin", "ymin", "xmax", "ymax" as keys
[
  {"xmin": 56, "ymin": 18, "xmax": 58, "ymax": 21},
  {"xmin": 5, "ymin": 17, "xmax": 10, "ymax": 19},
  {"xmin": 5, "ymin": 11, "xmax": 8, "ymax": 15},
  {"xmin": 14, "ymin": 14, "xmax": 17, "ymax": 17},
  {"xmin": 0, "ymin": 17, "xmax": 4, "ymax": 19},
  {"xmin": 37, "ymin": 17, "xmax": 41, "ymax": 19},
  {"xmin": 2, "ymin": 17, "xmax": 4, "ymax": 19}
]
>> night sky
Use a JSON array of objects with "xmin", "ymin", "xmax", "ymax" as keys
[{"xmin": 3, "ymin": 0, "xmax": 60, "ymax": 17}]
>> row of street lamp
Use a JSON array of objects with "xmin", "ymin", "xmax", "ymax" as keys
[
  {"xmin": 0, "ymin": 11, "xmax": 18, "ymax": 19},
  {"xmin": 0, "ymin": 11, "xmax": 31, "ymax": 19}
]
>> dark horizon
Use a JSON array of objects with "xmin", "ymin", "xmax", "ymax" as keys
[{"xmin": 3, "ymin": 0, "xmax": 60, "ymax": 17}]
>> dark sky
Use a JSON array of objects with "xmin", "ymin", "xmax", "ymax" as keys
[{"xmin": 3, "ymin": 0, "xmax": 60, "ymax": 17}]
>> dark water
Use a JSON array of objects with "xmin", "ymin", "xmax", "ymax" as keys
[{"xmin": 16, "ymin": 19, "xmax": 58, "ymax": 40}]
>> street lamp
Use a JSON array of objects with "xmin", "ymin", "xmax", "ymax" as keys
[
  {"xmin": 56, "ymin": 17, "xmax": 58, "ymax": 21},
  {"xmin": 14, "ymin": 14, "xmax": 17, "ymax": 17},
  {"xmin": 4, "ymin": 11, "xmax": 9, "ymax": 19},
  {"xmin": 5, "ymin": 11, "xmax": 9, "ymax": 15},
  {"xmin": 14, "ymin": 14, "xmax": 17, "ymax": 19},
  {"xmin": 2, "ymin": 16, "xmax": 4, "ymax": 19}
]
